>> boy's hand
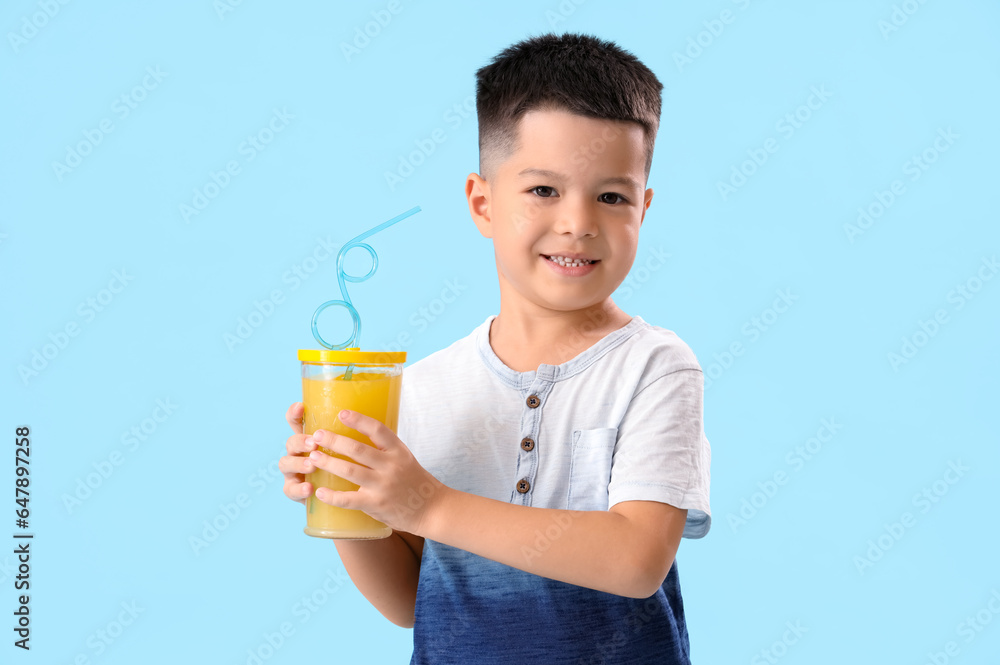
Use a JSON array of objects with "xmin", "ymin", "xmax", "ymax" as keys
[
  {"xmin": 306, "ymin": 409, "xmax": 447, "ymax": 535},
  {"xmin": 279, "ymin": 402, "xmax": 319, "ymax": 505}
]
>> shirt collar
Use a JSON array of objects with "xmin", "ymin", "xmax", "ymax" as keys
[{"xmin": 475, "ymin": 313, "xmax": 647, "ymax": 389}]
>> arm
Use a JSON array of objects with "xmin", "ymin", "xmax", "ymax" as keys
[
  {"xmin": 333, "ymin": 529, "xmax": 423, "ymax": 628},
  {"xmin": 423, "ymin": 492, "xmax": 686, "ymax": 598},
  {"xmin": 308, "ymin": 410, "xmax": 687, "ymax": 599}
]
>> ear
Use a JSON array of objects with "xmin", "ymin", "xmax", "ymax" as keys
[
  {"xmin": 466, "ymin": 172, "xmax": 493, "ymax": 238},
  {"xmin": 639, "ymin": 187, "xmax": 654, "ymax": 227}
]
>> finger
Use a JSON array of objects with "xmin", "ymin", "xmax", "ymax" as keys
[
  {"xmin": 338, "ymin": 410, "xmax": 393, "ymax": 451},
  {"xmin": 284, "ymin": 477, "xmax": 313, "ymax": 502},
  {"xmin": 286, "ymin": 432, "xmax": 315, "ymax": 456},
  {"xmin": 279, "ymin": 454, "xmax": 316, "ymax": 476},
  {"xmin": 286, "ymin": 402, "xmax": 304, "ymax": 435},
  {"xmin": 308, "ymin": 449, "xmax": 374, "ymax": 486},
  {"xmin": 325, "ymin": 431, "xmax": 379, "ymax": 467},
  {"xmin": 314, "ymin": 486, "xmax": 359, "ymax": 509}
]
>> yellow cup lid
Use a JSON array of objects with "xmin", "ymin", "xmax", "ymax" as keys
[{"xmin": 297, "ymin": 347, "xmax": 406, "ymax": 364}]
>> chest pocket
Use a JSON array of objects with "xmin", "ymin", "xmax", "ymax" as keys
[{"xmin": 567, "ymin": 427, "xmax": 618, "ymax": 511}]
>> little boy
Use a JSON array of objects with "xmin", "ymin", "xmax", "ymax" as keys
[{"xmin": 280, "ymin": 32, "xmax": 711, "ymax": 664}]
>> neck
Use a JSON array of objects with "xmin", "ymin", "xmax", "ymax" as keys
[{"xmin": 489, "ymin": 300, "xmax": 632, "ymax": 370}]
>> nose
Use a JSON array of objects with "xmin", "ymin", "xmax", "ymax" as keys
[{"xmin": 552, "ymin": 194, "xmax": 598, "ymax": 238}]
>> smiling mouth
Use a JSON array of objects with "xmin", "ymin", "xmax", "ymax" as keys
[{"xmin": 542, "ymin": 255, "xmax": 599, "ymax": 266}]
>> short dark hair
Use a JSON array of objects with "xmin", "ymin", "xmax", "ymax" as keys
[{"xmin": 474, "ymin": 32, "xmax": 663, "ymax": 183}]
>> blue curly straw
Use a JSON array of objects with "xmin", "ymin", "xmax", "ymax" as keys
[{"xmin": 310, "ymin": 205, "xmax": 421, "ymax": 379}]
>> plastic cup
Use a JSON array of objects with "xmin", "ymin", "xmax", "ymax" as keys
[{"xmin": 297, "ymin": 348, "xmax": 405, "ymax": 539}]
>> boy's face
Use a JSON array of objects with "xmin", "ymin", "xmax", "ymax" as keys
[{"xmin": 467, "ymin": 107, "xmax": 654, "ymax": 319}]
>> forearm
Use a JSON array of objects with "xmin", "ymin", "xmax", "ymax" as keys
[
  {"xmin": 333, "ymin": 531, "xmax": 420, "ymax": 628},
  {"xmin": 422, "ymin": 487, "xmax": 660, "ymax": 598}
]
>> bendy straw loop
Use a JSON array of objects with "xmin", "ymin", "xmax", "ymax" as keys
[{"xmin": 310, "ymin": 205, "xmax": 422, "ymax": 352}]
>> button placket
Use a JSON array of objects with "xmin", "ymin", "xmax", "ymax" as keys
[{"xmin": 513, "ymin": 381, "xmax": 549, "ymax": 505}]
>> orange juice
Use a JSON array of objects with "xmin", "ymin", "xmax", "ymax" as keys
[{"xmin": 300, "ymin": 369, "xmax": 402, "ymax": 539}]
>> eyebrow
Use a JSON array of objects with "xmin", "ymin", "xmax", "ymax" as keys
[{"xmin": 517, "ymin": 168, "xmax": 641, "ymax": 190}]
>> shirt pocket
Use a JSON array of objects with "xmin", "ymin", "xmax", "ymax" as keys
[{"xmin": 567, "ymin": 427, "xmax": 618, "ymax": 511}]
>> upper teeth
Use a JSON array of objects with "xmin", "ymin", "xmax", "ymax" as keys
[{"xmin": 548, "ymin": 255, "xmax": 593, "ymax": 266}]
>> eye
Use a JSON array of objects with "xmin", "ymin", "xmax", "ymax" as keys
[
  {"xmin": 530, "ymin": 186, "xmax": 557, "ymax": 198},
  {"xmin": 599, "ymin": 192, "xmax": 627, "ymax": 205}
]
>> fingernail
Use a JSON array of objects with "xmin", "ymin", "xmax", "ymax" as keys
[
  {"xmin": 310, "ymin": 450, "xmax": 322, "ymax": 459},
  {"xmin": 339, "ymin": 410, "xmax": 350, "ymax": 420},
  {"xmin": 314, "ymin": 430, "xmax": 324, "ymax": 442}
]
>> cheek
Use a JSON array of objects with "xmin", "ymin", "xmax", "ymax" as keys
[
  {"xmin": 510, "ymin": 200, "xmax": 545, "ymax": 232},
  {"xmin": 610, "ymin": 238, "xmax": 639, "ymax": 272}
]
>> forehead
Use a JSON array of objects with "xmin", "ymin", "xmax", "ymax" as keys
[{"xmin": 504, "ymin": 108, "xmax": 646, "ymax": 181}]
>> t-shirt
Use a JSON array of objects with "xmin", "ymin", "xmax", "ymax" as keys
[{"xmin": 397, "ymin": 314, "xmax": 711, "ymax": 664}]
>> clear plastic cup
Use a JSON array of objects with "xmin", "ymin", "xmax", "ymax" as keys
[{"xmin": 297, "ymin": 348, "xmax": 405, "ymax": 539}]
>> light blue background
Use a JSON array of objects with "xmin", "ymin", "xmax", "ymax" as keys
[{"xmin": 2, "ymin": 1, "xmax": 998, "ymax": 663}]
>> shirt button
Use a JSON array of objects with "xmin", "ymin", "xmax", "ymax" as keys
[
  {"xmin": 516, "ymin": 478, "xmax": 531, "ymax": 493},
  {"xmin": 526, "ymin": 394, "xmax": 540, "ymax": 408},
  {"xmin": 520, "ymin": 437, "xmax": 535, "ymax": 452}
]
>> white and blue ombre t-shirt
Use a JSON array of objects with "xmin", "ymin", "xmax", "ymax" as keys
[{"xmin": 397, "ymin": 314, "xmax": 711, "ymax": 665}]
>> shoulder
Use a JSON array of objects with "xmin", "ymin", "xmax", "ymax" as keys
[
  {"xmin": 396, "ymin": 317, "xmax": 489, "ymax": 442},
  {"xmin": 401, "ymin": 317, "xmax": 487, "ymax": 385},
  {"xmin": 624, "ymin": 316, "xmax": 703, "ymax": 377}
]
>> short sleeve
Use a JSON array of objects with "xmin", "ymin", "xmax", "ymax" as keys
[{"xmin": 607, "ymin": 368, "xmax": 711, "ymax": 538}]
